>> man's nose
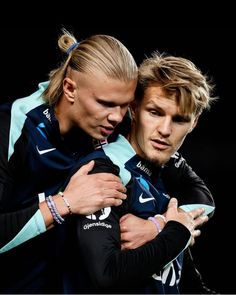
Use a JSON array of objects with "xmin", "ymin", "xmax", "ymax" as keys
[
  {"xmin": 108, "ymin": 107, "xmax": 124, "ymax": 124},
  {"xmin": 158, "ymin": 117, "xmax": 172, "ymax": 137}
]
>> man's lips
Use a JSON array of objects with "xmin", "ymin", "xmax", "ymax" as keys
[
  {"xmin": 100, "ymin": 126, "xmax": 115, "ymax": 136},
  {"xmin": 151, "ymin": 139, "xmax": 170, "ymax": 150}
]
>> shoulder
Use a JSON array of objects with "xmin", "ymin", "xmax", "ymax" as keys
[
  {"xmin": 76, "ymin": 149, "xmax": 120, "ymax": 176},
  {"xmin": 162, "ymin": 152, "xmax": 188, "ymax": 179},
  {"xmin": 168, "ymin": 152, "xmax": 186, "ymax": 169}
]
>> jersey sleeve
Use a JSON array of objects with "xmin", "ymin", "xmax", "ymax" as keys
[
  {"xmin": 74, "ymin": 157, "xmax": 191, "ymax": 290},
  {"xmin": 179, "ymin": 247, "xmax": 217, "ymax": 294},
  {"xmin": 162, "ymin": 152, "xmax": 215, "ymax": 217},
  {"xmin": 0, "ymin": 108, "xmax": 41, "ymax": 250}
]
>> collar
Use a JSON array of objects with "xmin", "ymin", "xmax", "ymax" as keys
[{"xmin": 103, "ymin": 135, "xmax": 162, "ymax": 185}]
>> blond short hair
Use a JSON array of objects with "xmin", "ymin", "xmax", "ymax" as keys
[{"xmin": 136, "ymin": 51, "xmax": 217, "ymax": 116}]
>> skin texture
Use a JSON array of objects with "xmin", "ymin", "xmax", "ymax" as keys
[
  {"xmin": 40, "ymin": 71, "xmax": 137, "ymax": 229},
  {"xmin": 129, "ymin": 84, "xmax": 198, "ymax": 166},
  {"xmin": 121, "ymin": 83, "xmax": 204, "ymax": 250},
  {"xmin": 55, "ymin": 69, "xmax": 137, "ymax": 139}
]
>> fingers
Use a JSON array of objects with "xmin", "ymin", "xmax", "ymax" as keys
[
  {"xmin": 95, "ymin": 172, "xmax": 123, "ymax": 183},
  {"xmin": 166, "ymin": 200, "xmax": 210, "ymax": 234},
  {"xmin": 92, "ymin": 173, "xmax": 127, "ymax": 193},
  {"xmin": 187, "ymin": 208, "xmax": 208, "ymax": 228},
  {"xmin": 97, "ymin": 193, "xmax": 126, "ymax": 209},
  {"xmin": 188, "ymin": 207, "xmax": 205, "ymax": 219},
  {"xmin": 194, "ymin": 215, "xmax": 209, "ymax": 228},
  {"xmin": 192, "ymin": 229, "xmax": 201, "ymax": 238},
  {"xmin": 107, "ymin": 198, "xmax": 123, "ymax": 207},
  {"xmin": 110, "ymin": 181, "xmax": 127, "ymax": 198},
  {"xmin": 187, "ymin": 209, "xmax": 208, "ymax": 236},
  {"xmin": 167, "ymin": 197, "xmax": 178, "ymax": 209},
  {"xmin": 120, "ymin": 213, "xmax": 131, "ymax": 224},
  {"xmin": 189, "ymin": 229, "xmax": 201, "ymax": 246},
  {"xmin": 105, "ymin": 189, "xmax": 127, "ymax": 200},
  {"xmin": 66, "ymin": 166, "xmax": 128, "ymax": 215},
  {"xmin": 119, "ymin": 214, "xmax": 133, "ymax": 234},
  {"xmin": 121, "ymin": 242, "xmax": 131, "ymax": 250},
  {"xmin": 74, "ymin": 161, "xmax": 95, "ymax": 176}
]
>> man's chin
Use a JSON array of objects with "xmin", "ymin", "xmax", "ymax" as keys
[{"xmin": 147, "ymin": 155, "xmax": 168, "ymax": 167}]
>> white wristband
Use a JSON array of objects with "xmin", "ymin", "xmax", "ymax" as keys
[
  {"xmin": 148, "ymin": 217, "xmax": 162, "ymax": 233},
  {"xmin": 154, "ymin": 214, "xmax": 167, "ymax": 223}
]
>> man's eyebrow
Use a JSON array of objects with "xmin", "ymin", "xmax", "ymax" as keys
[
  {"xmin": 97, "ymin": 97, "xmax": 131, "ymax": 107},
  {"xmin": 96, "ymin": 98, "xmax": 117, "ymax": 107},
  {"xmin": 146, "ymin": 100, "xmax": 161, "ymax": 107},
  {"xmin": 146, "ymin": 101, "xmax": 164, "ymax": 111}
]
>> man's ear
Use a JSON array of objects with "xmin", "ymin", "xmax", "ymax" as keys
[{"xmin": 63, "ymin": 77, "xmax": 77, "ymax": 102}]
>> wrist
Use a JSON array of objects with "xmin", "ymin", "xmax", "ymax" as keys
[
  {"xmin": 45, "ymin": 195, "xmax": 65, "ymax": 225},
  {"xmin": 154, "ymin": 214, "xmax": 167, "ymax": 229},
  {"xmin": 148, "ymin": 216, "xmax": 162, "ymax": 234},
  {"xmin": 52, "ymin": 194, "xmax": 70, "ymax": 217},
  {"xmin": 58, "ymin": 191, "xmax": 72, "ymax": 215}
]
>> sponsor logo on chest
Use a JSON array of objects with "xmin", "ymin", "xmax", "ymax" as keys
[
  {"xmin": 43, "ymin": 108, "xmax": 51, "ymax": 122},
  {"xmin": 136, "ymin": 161, "xmax": 152, "ymax": 177}
]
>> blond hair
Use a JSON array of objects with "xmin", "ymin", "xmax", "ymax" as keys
[
  {"xmin": 44, "ymin": 29, "xmax": 138, "ymax": 105},
  {"xmin": 136, "ymin": 51, "xmax": 217, "ymax": 116}
]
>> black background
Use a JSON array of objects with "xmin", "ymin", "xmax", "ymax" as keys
[{"xmin": 1, "ymin": 26, "xmax": 235, "ymax": 294}]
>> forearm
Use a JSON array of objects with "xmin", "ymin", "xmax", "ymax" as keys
[
  {"xmin": 0, "ymin": 192, "xmax": 73, "ymax": 253},
  {"xmin": 77, "ymin": 216, "xmax": 190, "ymax": 289},
  {"xmin": 0, "ymin": 202, "xmax": 42, "ymax": 250},
  {"xmin": 163, "ymin": 153, "xmax": 215, "ymax": 217},
  {"xmin": 39, "ymin": 193, "xmax": 70, "ymax": 229}
]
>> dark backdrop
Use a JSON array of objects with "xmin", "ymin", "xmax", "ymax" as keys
[{"xmin": 1, "ymin": 26, "xmax": 234, "ymax": 294}]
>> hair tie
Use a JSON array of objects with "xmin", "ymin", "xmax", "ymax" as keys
[{"xmin": 66, "ymin": 42, "xmax": 80, "ymax": 55}]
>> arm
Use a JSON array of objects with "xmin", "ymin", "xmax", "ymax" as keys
[
  {"xmin": 120, "ymin": 152, "xmax": 214, "ymax": 249},
  {"xmin": 162, "ymin": 152, "xmax": 215, "ymax": 216},
  {"xmin": 0, "ymin": 108, "xmax": 126, "ymax": 252},
  {"xmin": 0, "ymin": 204, "xmax": 41, "ymax": 251},
  {"xmin": 77, "ymin": 211, "xmax": 190, "ymax": 289},
  {"xmin": 0, "ymin": 108, "xmax": 45, "ymax": 250},
  {"xmin": 0, "ymin": 161, "xmax": 127, "ymax": 253},
  {"xmin": 74, "ymin": 158, "xmax": 200, "ymax": 289}
]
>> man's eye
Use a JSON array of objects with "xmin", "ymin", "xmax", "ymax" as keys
[
  {"xmin": 149, "ymin": 109, "xmax": 161, "ymax": 116},
  {"xmin": 99, "ymin": 100, "xmax": 115, "ymax": 107}
]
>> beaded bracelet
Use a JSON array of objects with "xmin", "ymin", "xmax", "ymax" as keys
[
  {"xmin": 58, "ymin": 191, "xmax": 72, "ymax": 215},
  {"xmin": 46, "ymin": 195, "xmax": 65, "ymax": 224},
  {"xmin": 148, "ymin": 216, "xmax": 162, "ymax": 233}
]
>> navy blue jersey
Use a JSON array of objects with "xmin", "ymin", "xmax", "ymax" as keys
[
  {"xmin": 64, "ymin": 135, "xmax": 215, "ymax": 294},
  {"xmin": 0, "ymin": 82, "xmax": 96, "ymax": 293},
  {"xmin": 0, "ymin": 83, "xmax": 214, "ymax": 293}
]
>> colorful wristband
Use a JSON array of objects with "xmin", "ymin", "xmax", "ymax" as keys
[{"xmin": 46, "ymin": 195, "xmax": 65, "ymax": 225}]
